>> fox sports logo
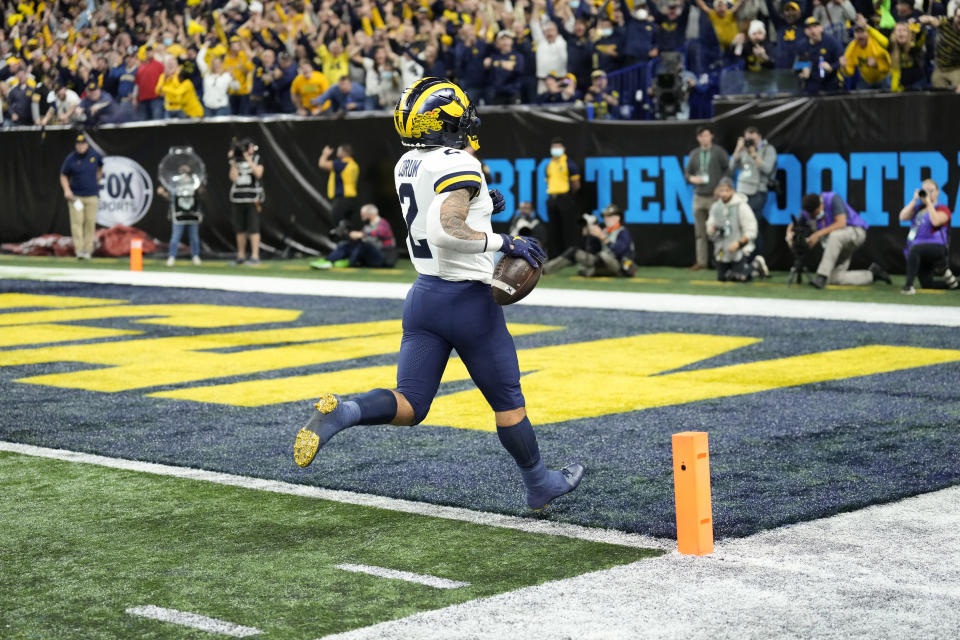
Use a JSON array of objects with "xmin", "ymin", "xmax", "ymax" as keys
[{"xmin": 97, "ymin": 156, "xmax": 154, "ymax": 227}]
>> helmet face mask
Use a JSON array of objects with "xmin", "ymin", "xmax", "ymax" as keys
[{"xmin": 394, "ymin": 78, "xmax": 481, "ymax": 150}]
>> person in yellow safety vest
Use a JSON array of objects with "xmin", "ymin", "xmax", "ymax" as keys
[{"xmin": 544, "ymin": 136, "xmax": 582, "ymax": 257}]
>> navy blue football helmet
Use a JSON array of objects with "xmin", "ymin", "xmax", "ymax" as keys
[{"xmin": 394, "ymin": 77, "xmax": 481, "ymax": 150}]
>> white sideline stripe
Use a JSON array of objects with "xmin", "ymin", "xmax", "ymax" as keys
[
  {"xmin": 335, "ymin": 563, "xmax": 470, "ymax": 589},
  {"xmin": 0, "ymin": 441, "xmax": 671, "ymax": 550},
  {"xmin": 3, "ymin": 265, "xmax": 959, "ymax": 327},
  {"xmin": 125, "ymin": 605, "xmax": 262, "ymax": 637},
  {"xmin": 321, "ymin": 484, "xmax": 960, "ymax": 640}
]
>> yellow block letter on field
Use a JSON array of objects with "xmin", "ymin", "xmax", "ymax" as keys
[{"xmin": 421, "ymin": 334, "xmax": 960, "ymax": 430}]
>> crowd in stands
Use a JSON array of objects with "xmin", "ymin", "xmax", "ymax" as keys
[{"xmin": 1, "ymin": 0, "xmax": 959, "ymax": 127}]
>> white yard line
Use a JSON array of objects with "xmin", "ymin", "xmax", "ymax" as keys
[
  {"xmin": 334, "ymin": 564, "xmax": 470, "ymax": 589},
  {"xmin": 125, "ymin": 605, "xmax": 262, "ymax": 637},
  {"xmin": 2, "ymin": 265, "xmax": 959, "ymax": 326},
  {"xmin": 321, "ymin": 484, "xmax": 960, "ymax": 640},
  {"xmin": 0, "ymin": 441, "xmax": 671, "ymax": 550}
]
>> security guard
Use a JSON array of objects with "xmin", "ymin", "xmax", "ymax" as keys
[
  {"xmin": 59, "ymin": 133, "xmax": 103, "ymax": 260},
  {"xmin": 544, "ymin": 136, "xmax": 581, "ymax": 256},
  {"xmin": 318, "ymin": 144, "xmax": 360, "ymax": 233}
]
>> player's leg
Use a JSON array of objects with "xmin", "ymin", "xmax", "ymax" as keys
[
  {"xmin": 293, "ymin": 282, "xmax": 450, "ymax": 467},
  {"xmin": 293, "ymin": 331, "xmax": 446, "ymax": 467},
  {"xmin": 451, "ymin": 287, "xmax": 583, "ymax": 510}
]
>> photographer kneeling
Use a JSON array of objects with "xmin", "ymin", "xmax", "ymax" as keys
[
  {"xmin": 787, "ymin": 192, "xmax": 891, "ymax": 289},
  {"xmin": 542, "ymin": 204, "xmax": 635, "ymax": 277},
  {"xmin": 707, "ymin": 178, "xmax": 759, "ymax": 282},
  {"xmin": 310, "ymin": 204, "xmax": 396, "ymax": 269},
  {"xmin": 900, "ymin": 179, "xmax": 958, "ymax": 294}
]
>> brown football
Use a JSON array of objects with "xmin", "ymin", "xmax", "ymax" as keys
[{"xmin": 491, "ymin": 256, "xmax": 541, "ymax": 305}]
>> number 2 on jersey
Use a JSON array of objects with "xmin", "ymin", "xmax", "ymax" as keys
[{"xmin": 399, "ymin": 182, "xmax": 433, "ymax": 259}]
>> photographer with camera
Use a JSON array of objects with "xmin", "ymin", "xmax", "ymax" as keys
[
  {"xmin": 732, "ymin": 126, "xmax": 776, "ymax": 276},
  {"xmin": 157, "ymin": 149, "xmax": 206, "ymax": 267},
  {"xmin": 899, "ymin": 179, "xmax": 958, "ymax": 294},
  {"xmin": 309, "ymin": 204, "xmax": 396, "ymax": 269},
  {"xmin": 542, "ymin": 204, "xmax": 635, "ymax": 278},
  {"xmin": 787, "ymin": 192, "xmax": 891, "ymax": 289},
  {"xmin": 707, "ymin": 178, "xmax": 759, "ymax": 282},
  {"xmin": 228, "ymin": 138, "xmax": 265, "ymax": 266},
  {"xmin": 507, "ymin": 201, "xmax": 549, "ymax": 248}
]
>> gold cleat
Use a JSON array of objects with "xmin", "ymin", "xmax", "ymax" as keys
[
  {"xmin": 315, "ymin": 394, "xmax": 338, "ymax": 413},
  {"xmin": 294, "ymin": 394, "xmax": 340, "ymax": 468},
  {"xmin": 294, "ymin": 428, "xmax": 321, "ymax": 468}
]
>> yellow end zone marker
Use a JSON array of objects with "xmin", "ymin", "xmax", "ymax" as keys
[{"xmin": 672, "ymin": 431, "xmax": 713, "ymax": 555}]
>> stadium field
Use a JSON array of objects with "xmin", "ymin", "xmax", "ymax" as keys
[
  {"xmin": 0, "ymin": 449, "xmax": 657, "ymax": 639},
  {"xmin": 1, "ymin": 265, "xmax": 959, "ymax": 637}
]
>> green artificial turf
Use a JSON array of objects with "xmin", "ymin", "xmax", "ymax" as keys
[
  {"xmin": 0, "ymin": 452, "xmax": 658, "ymax": 639},
  {"xmin": 2, "ymin": 253, "xmax": 957, "ymax": 306}
]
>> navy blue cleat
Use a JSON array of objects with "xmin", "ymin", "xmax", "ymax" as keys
[
  {"xmin": 294, "ymin": 394, "xmax": 347, "ymax": 468},
  {"xmin": 526, "ymin": 463, "xmax": 584, "ymax": 511}
]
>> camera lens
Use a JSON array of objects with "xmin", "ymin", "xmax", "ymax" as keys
[{"xmin": 919, "ymin": 190, "xmax": 926, "ymax": 199}]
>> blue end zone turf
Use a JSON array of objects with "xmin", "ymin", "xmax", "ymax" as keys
[{"xmin": 1, "ymin": 280, "xmax": 959, "ymax": 538}]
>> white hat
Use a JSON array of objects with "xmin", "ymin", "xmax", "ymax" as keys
[
  {"xmin": 748, "ymin": 20, "xmax": 766, "ymax": 36},
  {"xmin": 249, "ymin": 1, "xmax": 264, "ymax": 13}
]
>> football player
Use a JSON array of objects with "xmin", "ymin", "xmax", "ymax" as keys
[{"xmin": 294, "ymin": 77, "xmax": 583, "ymax": 511}]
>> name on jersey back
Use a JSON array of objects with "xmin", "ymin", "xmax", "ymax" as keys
[{"xmin": 398, "ymin": 159, "xmax": 422, "ymax": 178}]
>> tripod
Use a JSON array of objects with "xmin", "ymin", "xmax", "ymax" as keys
[
  {"xmin": 787, "ymin": 214, "xmax": 814, "ymax": 286},
  {"xmin": 787, "ymin": 258, "xmax": 811, "ymax": 286}
]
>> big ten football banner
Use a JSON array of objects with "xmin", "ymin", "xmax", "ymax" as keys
[{"xmin": 0, "ymin": 93, "xmax": 957, "ymax": 270}]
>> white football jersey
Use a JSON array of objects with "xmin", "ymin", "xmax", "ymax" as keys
[{"xmin": 394, "ymin": 146, "xmax": 495, "ymax": 283}]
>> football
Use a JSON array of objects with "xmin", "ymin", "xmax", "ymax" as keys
[{"xmin": 491, "ymin": 256, "xmax": 541, "ymax": 305}]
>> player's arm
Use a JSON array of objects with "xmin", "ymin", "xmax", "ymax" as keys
[{"xmin": 426, "ymin": 188, "xmax": 504, "ymax": 253}]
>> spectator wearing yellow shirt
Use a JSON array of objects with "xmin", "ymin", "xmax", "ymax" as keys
[
  {"xmin": 155, "ymin": 58, "xmax": 204, "ymax": 119},
  {"xmin": 179, "ymin": 69, "xmax": 204, "ymax": 119},
  {"xmin": 223, "ymin": 35, "xmax": 254, "ymax": 114},
  {"xmin": 866, "ymin": 19, "xmax": 927, "ymax": 91},
  {"xmin": 694, "ymin": 0, "xmax": 748, "ymax": 51},
  {"xmin": 841, "ymin": 24, "xmax": 891, "ymax": 89},
  {"xmin": 316, "ymin": 39, "xmax": 351, "ymax": 84},
  {"xmin": 155, "ymin": 57, "xmax": 187, "ymax": 118},
  {"xmin": 290, "ymin": 60, "xmax": 329, "ymax": 115}
]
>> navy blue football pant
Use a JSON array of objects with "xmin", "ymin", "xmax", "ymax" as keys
[{"xmin": 397, "ymin": 275, "xmax": 525, "ymax": 425}]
